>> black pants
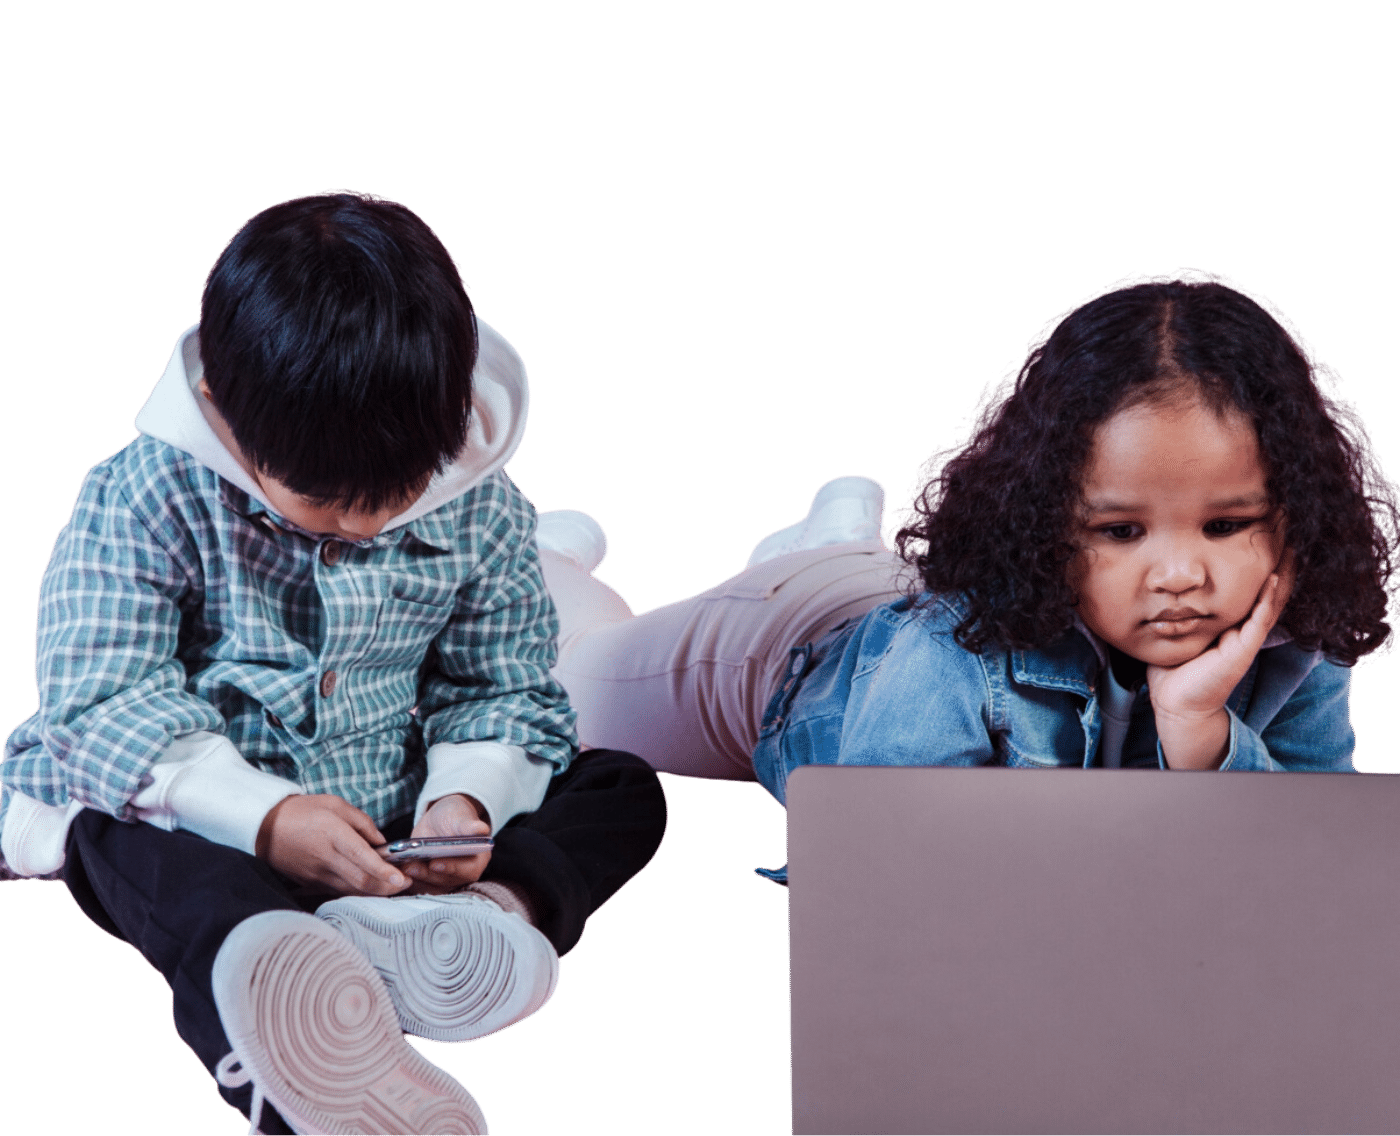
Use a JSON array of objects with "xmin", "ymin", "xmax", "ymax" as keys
[{"xmin": 63, "ymin": 749, "xmax": 665, "ymax": 1129}]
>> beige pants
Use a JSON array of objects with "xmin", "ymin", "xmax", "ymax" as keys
[{"xmin": 541, "ymin": 541, "xmax": 905, "ymax": 779}]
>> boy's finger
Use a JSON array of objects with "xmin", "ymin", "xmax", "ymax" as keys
[
  {"xmin": 338, "ymin": 804, "xmax": 387, "ymax": 849},
  {"xmin": 431, "ymin": 852, "xmax": 491, "ymax": 885},
  {"xmin": 402, "ymin": 855, "xmax": 489, "ymax": 894},
  {"xmin": 350, "ymin": 866, "xmax": 410, "ymax": 895},
  {"xmin": 334, "ymin": 831, "xmax": 409, "ymax": 893}
]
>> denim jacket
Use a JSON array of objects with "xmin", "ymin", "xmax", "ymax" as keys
[{"xmin": 751, "ymin": 593, "xmax": 1353, "ymax": 806}]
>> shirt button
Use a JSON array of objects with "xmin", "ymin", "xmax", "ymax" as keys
[
  {"xmin": 320, "ymin": 670, "xmax": 338, "ymax": 698},
  {"xmin": 320, "ymin": 541, "xmax": 342, "ymax": 566},
  {"xmin": 264, "ymin": 710, "xmax": 283, "ymax": 728}
]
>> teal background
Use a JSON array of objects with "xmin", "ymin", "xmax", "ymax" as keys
[{"xmin": 2, "ymin": 5, "xmax": 1396, "ymax": 1132}]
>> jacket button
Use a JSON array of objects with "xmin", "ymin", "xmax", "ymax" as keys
[
  {"xmin": 320, "ymin": 541, "xmax": 342, "ymax": 566},
  {"xmin": 320, "ymin": 670, "xmax": 338, "ymax": 698}
]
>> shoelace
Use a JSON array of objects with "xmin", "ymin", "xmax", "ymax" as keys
[{"xmin": 214, "ymin": 1051, "xmax": 266, "ymax": 1136}]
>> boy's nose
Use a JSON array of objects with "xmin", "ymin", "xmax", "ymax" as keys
[{"xmin": 336, "ymin": 513, "xmax": 389, "ymax": 540}]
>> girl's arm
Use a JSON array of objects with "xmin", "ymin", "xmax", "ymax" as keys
[
  {"xmin": 1220, "ymin": 656, "xmax": 1353, "ymax": 773},
  {"xmin": 1148, "ymin": 570, "xmax": 1290, "ymax": 770},
  {"xmin": 832, "ymin": 608, "xmax": 998, "ymax": 770}
]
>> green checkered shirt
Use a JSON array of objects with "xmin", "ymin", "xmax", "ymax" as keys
[{"xmin": 4, "ymin": 435, "xmax": 577, "ymax": 828}]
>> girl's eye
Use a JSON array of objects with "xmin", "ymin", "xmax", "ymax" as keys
[
  {"xmin": 1101, "ymin": 523, "xmax": 1140, "ymax": 541},
  {"xmin": 1204, "ymin": 518, "xmax": 1256, "ymax": 536}
]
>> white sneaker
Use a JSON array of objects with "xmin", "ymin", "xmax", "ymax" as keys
[
  {"xmin": 746, "ymin": 476, "xmax": 885, "ymax": 567},
  {"xmin": 316, "ymin": 892, "xmax": 559, "ymax": 1042},
  {"xmin": 536, "ymin": 509, "xmax": 607, "ymax": 573},
  {"xmin": 211, "ymin": 910, "xmax": 486, "ymax": 1135}
]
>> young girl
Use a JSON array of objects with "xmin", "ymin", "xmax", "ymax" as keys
[{"xmin": 536, "ymin": 281, "xmax": 1396, "ymax": 804}]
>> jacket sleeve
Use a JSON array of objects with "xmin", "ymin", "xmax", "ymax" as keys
[
  {"xmin": 1217, "ymin": 657, "xmax": 1354, "ymax": 772},
  {"xmin": 839, "ymin": 616, "xmax": 996, "ymax": 767},
  {"xmin": 4, "ymin": 462, "xmax": 232, "ymax": 817},
  {"xmin": 414, "ymin": 482, "xmax": 578, "ymax": 808}
]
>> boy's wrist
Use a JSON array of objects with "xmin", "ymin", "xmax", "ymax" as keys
[
  {"xmin": 255, "ymin": 796, "xmax": 291, "ymax": 858},
  {"xmin": 420, "ymin": 792, "xmax": 491, "ymax": 833},
  {"xmin": 416, "ymin": 740, "xmax": 550, "ymax": 832}
]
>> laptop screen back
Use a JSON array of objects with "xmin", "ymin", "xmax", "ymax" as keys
[{"xmin": 788, "ymin": 766, "xmax": 1400, "ymax": 1134}]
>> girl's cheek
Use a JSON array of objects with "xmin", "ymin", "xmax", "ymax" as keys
[
  {"xmin": 1248, "ymin": 528, "xmax": 1278, "ymax": 556},
  {"xmin": 1066, "ymin": 546, "xmax": 1097, "ymax": 590}
]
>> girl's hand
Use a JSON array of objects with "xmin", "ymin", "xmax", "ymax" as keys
[
  {"xmin": 401, "ymin": 793, "xmax": 493, "ymax": 894},
  {"xmin": 1147, "ymin": 557, "xmax": 1294, "ymax": 770}
]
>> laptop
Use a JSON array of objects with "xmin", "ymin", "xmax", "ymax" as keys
[{"xmin": 787, "ymin": 766, "xmax": 1400, "ymax": 1134}]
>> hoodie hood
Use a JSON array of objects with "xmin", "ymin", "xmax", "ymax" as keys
[{"xmin": 134, "ymin": 320, "xmax": 529, "ymax": 531}]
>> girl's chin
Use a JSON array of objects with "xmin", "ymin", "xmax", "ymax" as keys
[{"xmin": 1127, "ymin": 636, "xmax": 1213, "ymax": 669}]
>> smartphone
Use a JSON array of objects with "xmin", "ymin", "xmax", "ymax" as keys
[{"xmin": 379, "ymin": 835, "xmax": 494, "ymax": 862}]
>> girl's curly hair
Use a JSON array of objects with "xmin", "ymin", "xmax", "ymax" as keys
[{"xmin": 896, "ymin": 280, "xmax": 1397, "ymax": 664}]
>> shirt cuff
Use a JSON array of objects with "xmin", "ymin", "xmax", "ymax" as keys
[
  {"xmin": 415, "ymin": 741, "xmax": 553, "ymax": 832},
  {"xmin": 131, "ymin": 730, "xmax": 302, "ymax": 854}
]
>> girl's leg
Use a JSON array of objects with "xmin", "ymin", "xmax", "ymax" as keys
[{"xmin": 541, "ymin": 540, "xmax": 903, "ymax": 780}]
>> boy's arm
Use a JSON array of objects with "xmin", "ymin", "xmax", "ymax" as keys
[
  {"xmin": 412, "ymin": 478, "xmax": 577, "ymax": 833},
  {"xmin": 4, "ymin": 461, "xmax": 299, "ymax": 852},
  {"xmin": 413, "ymin": 742, "xmax": 554, "ymax": 832}
]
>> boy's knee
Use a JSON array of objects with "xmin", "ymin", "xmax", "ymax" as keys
[
  {"xmin": 562, "ymin": 748, "xmax": 667, "ymax": 831},
  {"xmin": 567, "ymin": 747, "xmax": 664, "ymax": 790}
]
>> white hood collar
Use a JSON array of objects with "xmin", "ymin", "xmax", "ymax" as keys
[{"xmin": 134, "ymin": 320, "xmax": 529, "ymax": 531}]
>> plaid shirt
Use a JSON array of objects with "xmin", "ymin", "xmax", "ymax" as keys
[{"xmin": 4, "ymin": 435, "xmax": 577, "ymax": 828}]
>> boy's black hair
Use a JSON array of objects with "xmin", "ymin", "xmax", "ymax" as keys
[
  {"xmin": 200, "ymin": 193, "xmax": 477, "ymax": 512},
  {"xmin": 896, "ymin": 280, "xmax": 1397, "ymax": 664}
]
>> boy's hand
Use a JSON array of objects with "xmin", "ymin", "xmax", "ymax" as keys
[
  {"xmin": 1148, "ymin": 558, "xmax": 1294, "ymax": 770},
  {"xmin": 256, "ymin": 794, "xmax": 410, "ymax": 896},
  {"xmin": 402, "ymin": 793, "xmax": 493, "ymax": 894}
]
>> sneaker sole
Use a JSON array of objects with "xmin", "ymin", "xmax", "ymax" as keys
[
  {"xmin": 212, "ymin": 911, "xmax": 487, "ymax": 1135},
  {"xmin": 536, "ymin": 509, "xmax": 607, "ymax": 574},
  {"xmin": 318, "ymin": 897, "xmax": 559, "ymax": 1043},
  {"xmin": 746, "ymin": 476, "xmax": 885, "ymax": 567}
]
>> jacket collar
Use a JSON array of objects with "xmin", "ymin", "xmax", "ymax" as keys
[{"xmin": 134, "ymin": 320, "xmax": 529, "ymax": 537}]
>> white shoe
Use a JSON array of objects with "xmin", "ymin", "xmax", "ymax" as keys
[
  {"xmin": 746, "ymin": 476, "xmax": 885, "ymax": 567},
  {"xmin": 211, "ymin": 910, "xmax": 486, "ymax": 1135},
  {"xmin": 317, "ymin": 892, "xmax": 559, "ymax": 1042},
  {"xmin": 536, "ymin": 510, "xmax": 607, "ymax": 573}
]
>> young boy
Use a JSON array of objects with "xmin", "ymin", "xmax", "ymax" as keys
[{"xmin": 1, "ymin": 194, "xmax": 666, "ymax": 1134}]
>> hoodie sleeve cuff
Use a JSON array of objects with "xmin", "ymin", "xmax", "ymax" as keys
[
  {"xmin": 130, "ymin": 730, "xmax": 302, "ymax": 854},
  {"xmin": 415, "ymin": 741, "xmax": 553, "ymax": 832},
  {"xmin": 0, "ymin": 794, "xmax": 85, "ymax": 877}
]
